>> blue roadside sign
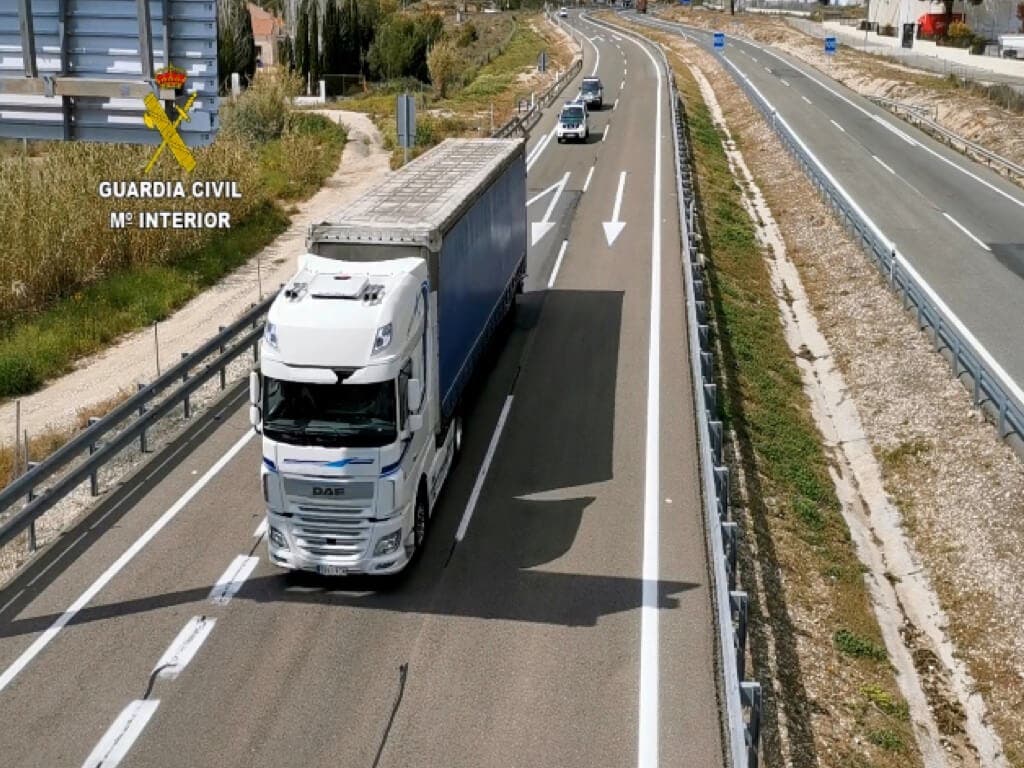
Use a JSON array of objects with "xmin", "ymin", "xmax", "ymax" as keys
[
  {"xmin": 824, "ymin": 36, "xmax": 837, "ymax": 55},
  {"xmin": 713, "ymin": 32, "xmax": 725, "ymax": 50}
]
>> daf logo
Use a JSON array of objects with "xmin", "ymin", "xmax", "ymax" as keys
[{"xmin": 312, "ymin": 487, "xmax": 344, "ymax": 496}]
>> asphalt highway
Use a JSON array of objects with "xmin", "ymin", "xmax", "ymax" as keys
[
  {"xmin": 636, "ymin": 11, "xmax": 1024, "ymax": 394},
  {"xmin": 0, "ymin": 14, "xmax": 724, "ymax": 768}
]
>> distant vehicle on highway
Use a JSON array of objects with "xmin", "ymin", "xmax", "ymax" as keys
[
  {"xmin": 252, "ymin": 139, "xmax": 527, "ymax": 577},
  {"xmin": 557, "ymin": 101, "xmax": 589, "ymax": 143},
  {"xmin": 580, "ymin": 77, "xmax": 604, "ymax": 109},
  {"xmin": 558, "ymin": 7, "xmax": 568, "ymax": 16}
]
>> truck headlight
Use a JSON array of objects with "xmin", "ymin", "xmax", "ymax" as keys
[
  {"xmin": 269, "ymin": 526, "xmax": 286, "ymax": 548},
  {"xmin": 374, "ymin": 531, "xmax": 402, "ymax": 556},
  {"xmin": 264, "ymin": 322, "xmax": 278, "ymax": 349},
  {"xmin": 373, "ymin": 322, "xmax": 393, "ymax": 353}
]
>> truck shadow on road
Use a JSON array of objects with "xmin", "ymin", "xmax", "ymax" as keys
[{"xmin": 0, "ymin": 288, "xmax": 700, "ymax": 636}]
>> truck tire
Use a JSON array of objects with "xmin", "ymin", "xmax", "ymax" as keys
[{"xmin": 413, "ymin": 484, "xmax": 429, "ymax": 553}]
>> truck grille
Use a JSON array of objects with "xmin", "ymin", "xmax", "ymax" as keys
[{"xmin": 283, "ymin": 478, "xmax": 375, "ymax": 559}]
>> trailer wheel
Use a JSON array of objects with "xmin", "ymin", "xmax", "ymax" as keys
[{"xmin": 453, "ymin": 416, "xmax": 464, "ymax": 459}]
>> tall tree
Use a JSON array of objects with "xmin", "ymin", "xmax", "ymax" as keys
[
  {"xmin": 217, "ymin": 0, "xmax": 257, "ymax": 89},
  {"xmin": 294, "ymin": 1, "xmax": 310, "ymax": 81},
  {"xmin": 322, "ymin": 0, "xmax": 344, "ymax": 74},
  {"xmin": 309, "ymin": 6, "xmax": 321, "ymax": 86}
]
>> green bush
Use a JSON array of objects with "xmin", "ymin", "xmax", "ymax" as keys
[
  {"xmin": 220, "ymin": 71, "xmax": 303, "ymax": 143},
  {"xmin": 833, "ymin": 629, "xmax": 888, "ymax": 661}
]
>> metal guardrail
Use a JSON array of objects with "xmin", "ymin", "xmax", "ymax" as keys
[
  {"xmin": 492, "ymin": 55, "xmax": 584, "ymax": 139},
  {"xmin": 868, "ymin": 95, "xmax": 1024, "ymax": 183},
  {"xmin": 634, "ymin": 14, "xmax": 1024, "ymax": 448},
  {"xmin": 0, "ymin": 295, "xmax": 275, "ymax": 552},
  {"xmin": 584, "ymin": 12, "xmax": 762, "ymax": 768}
]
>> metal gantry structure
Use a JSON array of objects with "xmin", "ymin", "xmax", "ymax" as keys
[{"xmin": 0, "ymin": 0, "xmax": 218, "ymax": 145}]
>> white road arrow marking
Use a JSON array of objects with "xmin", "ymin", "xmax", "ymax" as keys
[
  {"xmin": 531, "ymin": 171, "xmax": 569, "ymax": 247},
  {"xmin": 602, "ymin": 171, "xmax": 627, "ymax": 246}
]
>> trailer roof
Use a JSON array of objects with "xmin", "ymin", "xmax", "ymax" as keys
[{"xmin": 310, "ymin": 138, "xmax": 524, "ymax": 251}]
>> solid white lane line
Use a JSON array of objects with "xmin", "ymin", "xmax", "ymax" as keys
[
  {"xmin": 942, "ymin": 212, "xmax": 991, "ymax": 251},
  {"xmin": 253, "ymin": 518, "xmax": 268, "ymax": 538},
  {"xmin": 583, "ymin": 164, "xmax": 596, "ymax": 192},
  {"xmin": 548, "ymin": 240, "xmax": 569, "ymax": 289},
  {"xmin": 0, "ymin": 430, "xmax": 255, "ymax": 694},
  {"xmin": 603, "ymin": 124, "xmax": 610, "ymax": 142},
  {"xmin": 526, "ymin": 129, "xmax": 555, "ymax": 173},
  {"xmin": 830, "ymin": 119, "xmax": 845, "ymax": 132},
  {"xmin": 587, "ymin": 25, "xmax": 601, "ymax": 76},
  {"xmin": 872, "ymin": 115, "xmax": 918, "ymax": 146},
  {"xmin": 801, "ymin": 95, "xmax": 812, "ymax": 104},
  {"xmin": 208, "ymin": 555, "xmax": 259, "ymax": 606},
  {"xmin": 152, "ymin": 616, "xmax": 216, "ymax": 680},
  {"xmin": 872, "ymin": 154, "xmax": 896, "ymax": 174},
  {"xmin": 455, "ymin": 396, "xmax": 514, "ymax": 541},
  {"xmin": 780, "ymin": 78, "xmax": 790, "ymax": 87},
  {"xmin": 632, "ymin": 31, "xmax": 663, "ymax": 768},
  {"xmin": 81, "ymin": 700, "xmax": 159, "ymax": 768}
]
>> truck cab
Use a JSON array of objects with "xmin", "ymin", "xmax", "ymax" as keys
[{"xmin": 254, "ymin": 255, "xmax": 434, "ymax": 576}]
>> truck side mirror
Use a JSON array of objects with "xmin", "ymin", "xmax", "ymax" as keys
[
  {"xmin": 408, "ymin": 413, "xmax": 424, "ymax": 432},
  {"xmin": 249, "ymin": 405, "xmax": 262, "ymax": 434},
  {"xmin": 407, "ymin": 378, "xmax": 423, "ymax": 412},
  {"xmin": 249, "ymin": 370, "xmax": 261, "ymax": 406}
]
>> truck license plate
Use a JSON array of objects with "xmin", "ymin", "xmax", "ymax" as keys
[{"xmin": 317, "ymin": 565, "xmax": 348, "ymax": 577}]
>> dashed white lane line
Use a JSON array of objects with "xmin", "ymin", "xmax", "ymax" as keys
[
  {"xmin": 208, "ymin": 555, "xmax": 259, "ymax": 606},
  {"xmin": 455, "ymin": 395, "xmax": 514, "ymax": 541},
  {"xmin": 830, "ymin": 119, "xmax": 845, "ymax": 132},
  {"xmin": 801, "ymin": 95, "xmax": 812, "ymax": 104},
  {"xmin": 0, "ymin": 430, "xmax": 255, "ymax": 694},
  {"xmin": 750, "ymin": 55, "xmax": 759, "ymax": 62},
  {"xmin": 583, "ymin": 164, "xmax": 595, "ymax": 192},
  {"xmin": 764, "ymin": 66, "xmax": 771, "ymax": 73},
  {"xmin": 613, "ymin": 97, "xmax": 619, "ymax": 110},
  {"xmin": 942, "ymin": 212, "xmax": 991, "ymax": 252},
  {"xmin": 152, "ymin": 616, "xmax": 217, "ymax": 680},
  {"xmin": 621, "ymin": 79, "xmax": 626, "ymax": 89},
  {"xmin": 81, "ymin": 700, "xmax": 160, "ymax": 768},
  {"xmin": 548, "ymin": 240, "xmax": 569, "ymax": 289},
  {"xmin": 253, "ymin": 518, "xmax": 268, "ymax": 538},
  {"xmin": 872, "ymin": 154, "xmax": 896, "ymax": 174},
  {"xmin": 603, "ymin": 124, "xmax": 611, "ymax": 142},
  {"xmin": 780, "ymin": 78, "xmax": 790, "ymax": 87}
]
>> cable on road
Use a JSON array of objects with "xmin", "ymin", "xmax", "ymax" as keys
[{"xmin": 370, "ymin": 662, "xmax": 409, "ymax": 768}]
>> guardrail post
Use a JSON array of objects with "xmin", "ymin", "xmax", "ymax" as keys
[
  {"xmin": 88, "ymin": 416, "xmax": 101, "ymax": 496},
  {"xmin": 723, "ymin": 521, "xmax": 738, "ymax": 589},
  {"xmin": 251, "ymin": 306, "xmax": 260, "ymax": 361},
  {"xmin": 998, "ymin": 397, "xmax": 1008, "ymax": 438},
  {"xmin": 730, "ymin": 590, "xmax": 748, "ymax": 679},
  {"xmin": 219, "ymin": 326, "xmax": 227, "ymax": 390},
  {"xmin": 26, "ymin": 461, "xmax": 39, "ymax": 552},
  {"xmin": 137, "ymin": 382, "xmax": 149, "ymax": 453},
  {"xmin": 741, "ymin": 682, "xmax": 763, "ymax": 768},
  {"xmin": 181, "ymin": 351, "xmax": 191, "ymax": 419}
]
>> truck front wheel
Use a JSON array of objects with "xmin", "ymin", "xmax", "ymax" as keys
[{"xmin": 413, "ymin": 486, "xmax": 429, "ymax": 554}]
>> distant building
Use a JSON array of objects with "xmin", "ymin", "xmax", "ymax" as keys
[
  {"xmin": 248, "ymin": 3, "xmax": 287, "ymax": 68},
  {"xmin": 869, "ymin": 0, "xmax": 1020, "ymax": 37}
]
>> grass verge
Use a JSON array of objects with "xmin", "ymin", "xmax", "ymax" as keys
[
  {"xmin": 346, "ymin": 14, "xmax": 572, "ymax": 166},
  {"xmin": 0, "ymin": 99, "xmax": 344, "ymax": 399},
  {"xmin": 641, "ymin": 25, "xmax": 921, "ymax": 768}
]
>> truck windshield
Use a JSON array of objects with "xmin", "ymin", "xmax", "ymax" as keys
[{"xmin": 262, "ymin": 376, "xmax": 397, "ymax": 448}]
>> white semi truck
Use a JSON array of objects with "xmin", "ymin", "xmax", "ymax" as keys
[{"xmin": 249, "ymin": 138, "xmax": 527, "ymax": 576}]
